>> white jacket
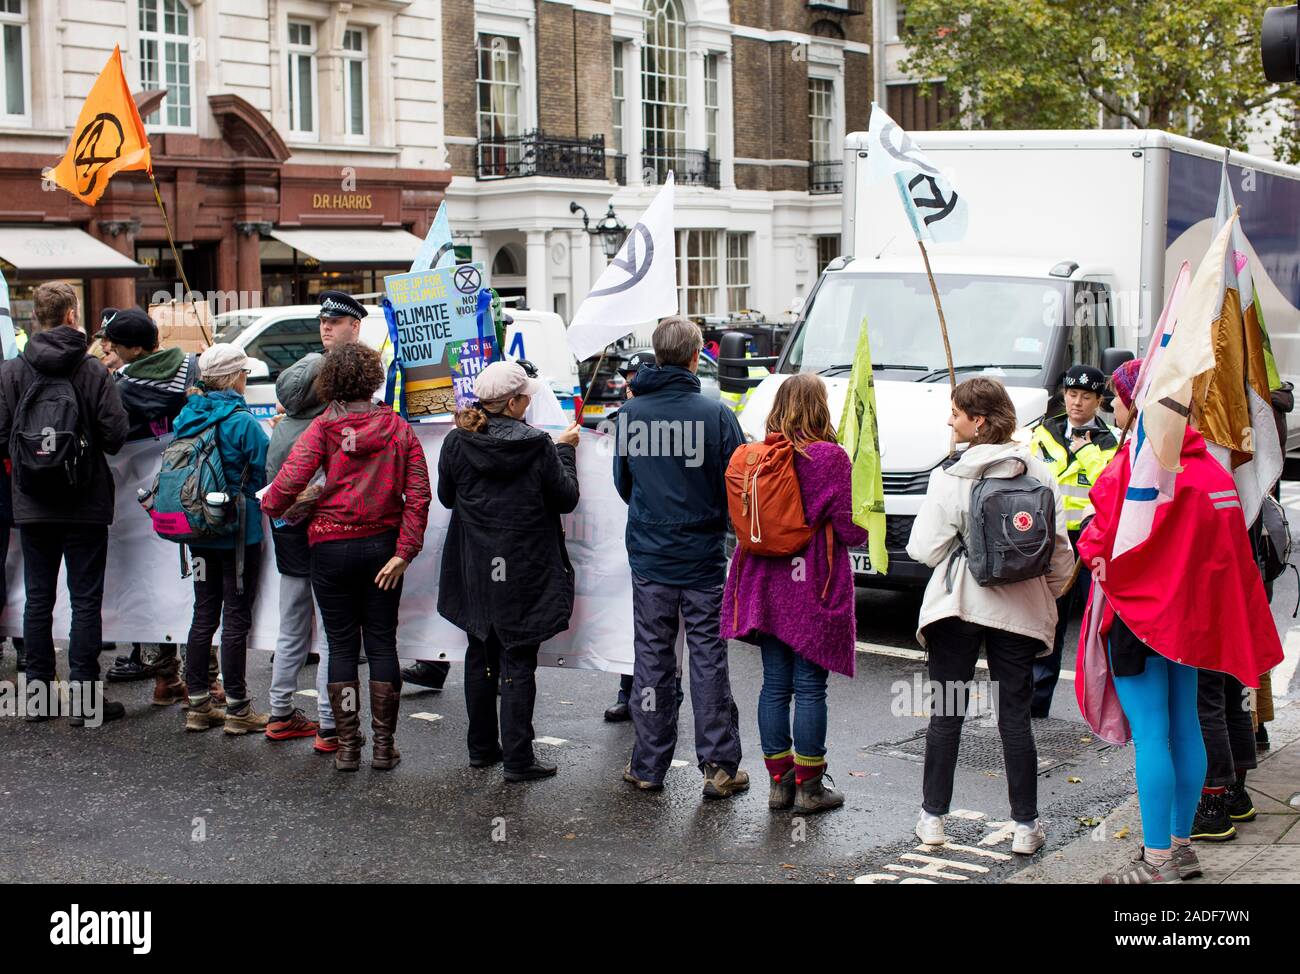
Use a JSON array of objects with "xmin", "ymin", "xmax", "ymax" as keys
[{"xmin": 905, "ymin": 441, "xmax": 1075, "ymax": 652}]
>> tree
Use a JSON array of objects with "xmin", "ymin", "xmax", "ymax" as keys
[{"xmin": 899, "ymin": 1, "xmax": 1300, "ymax": 162}]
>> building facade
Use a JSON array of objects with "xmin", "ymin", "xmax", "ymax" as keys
[
  {"xmin": 0, "ymin": 0, "xmax": 452, "ymax": 332},
  {"xmin": 440, "ymin": 0, "xmax": 873, "ymax": 326}
]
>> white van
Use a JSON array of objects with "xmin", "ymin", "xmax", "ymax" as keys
[{"xmin": 502, "ymin": 308, "xmax": 580, "ymax": 414}]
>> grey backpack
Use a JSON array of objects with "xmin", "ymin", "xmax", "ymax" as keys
[{"xmin": 947, "ymin": 457, "xmax": 1056, "ymax": 590}]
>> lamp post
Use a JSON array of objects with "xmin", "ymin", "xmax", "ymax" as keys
[{"xmin": 569, "ymin": 201, "xmax": 628, "ymax": 260}]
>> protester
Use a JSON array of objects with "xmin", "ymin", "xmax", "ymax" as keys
[
  {"xmin": 438, "ymin": 360, "xmax": 580, "ymax": 781},
  {"xmin": 1028, "ymin": 364, "xmax": 1119, "ymax": 716},
  {"xmin": 176, "ymin": 344, "xmax": 270, "ymax": 735},
  {"xmin": 722, "ymin": 373, "xmax": 866, "ymax": 813},
  {"xmin": 262, "ymin": 351, "xmax": 334, "ymax": 751},
  {"xmin": 0, "ymin": 281, "xmax": 129, "ymax": 723},
  {"xmin": 615, "ymin": 316, "xmax": 748, "ymax": 798},
  {"xmin": 1081, "ymin": 359, "xmax": 1284, "ymax": 883},
  {"xmin": 262, "ymin": 342, "xmax": 431, "ymax": 772},
  {"xmin": 906, "ymin": 377, "xmax": 1074, "ymax": 854}
]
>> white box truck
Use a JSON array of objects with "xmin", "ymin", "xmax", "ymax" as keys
[{"xmin": 723, "ymin": 130, "xmax": 1300, "ymax": 587}]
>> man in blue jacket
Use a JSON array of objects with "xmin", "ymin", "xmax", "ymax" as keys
[{"xmin": 614, "ymin": 315, "xmax": 747, "ymax": 797}]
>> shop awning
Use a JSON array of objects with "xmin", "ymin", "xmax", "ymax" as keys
[
  {"xmin": 0, "ymin": 226, "xmax": 147, "ymax": 279},
  {"xmin": 267, "ymin": 227, "xmax": 425, "ymax": 269}
]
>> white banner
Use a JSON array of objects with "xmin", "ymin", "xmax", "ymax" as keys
[{"xmin": 1, "ymin": 423, "xmax": 634, "ymax": 674}]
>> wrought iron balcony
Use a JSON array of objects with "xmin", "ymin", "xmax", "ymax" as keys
[
  {"xmin": 805, "ymin": 0, "xmax": 865, "ymax": 13},
  {"xmin": 609, "ymin": 153, "xmax": 627, "ymax": 186},
  {"xmin": 641, "ymin": 148, "xmax": 720, "ymax": 189},
  {"xmin": 809, "ymin": 159, "xmax": 843, "ymax": 195},
  {"xmin": 476, "ymin": 130, "xmax": 608, "ymax": 180}
]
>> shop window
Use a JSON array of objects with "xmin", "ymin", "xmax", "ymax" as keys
[
  {"xmin": 0, "ymin": 0, "xmax": 29, "ymax": 122},
  {"xmin": 287, "ymin": 20, "xmax": 317, "ymax": 137},
  {"xmin": 138, "ymin": 0, "xmax": 193, "ymax": 130},
  {"xmin": 244, "ymin": 316, "xmax": 322, "ymax": 380},
  {"xmin": 678, "ymin": 229, "xmax": 717, "ymax": 317},
  {"xmin": 726, "ymin": 232, "xmax": 749, "ymax": 312},
  {"xmin": 342, "ymin": 27, "xmax": 367, "ymax": 138}
]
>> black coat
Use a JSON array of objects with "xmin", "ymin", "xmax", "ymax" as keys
[
  {"xmin": 0, "ymin": 326, "xmax": 129, "ymax": 526},
  {"xmin": 436, "ymin": 415, "xmax": 579, "ymax": 648}
]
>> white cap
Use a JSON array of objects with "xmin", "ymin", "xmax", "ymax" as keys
[
  {"xmin": 473, "ymin": 360, "xmax": 544, "ymax": 402},
  {"xmin": 198, "ymin": 343, "xmax": 252, "ymax": 379}
]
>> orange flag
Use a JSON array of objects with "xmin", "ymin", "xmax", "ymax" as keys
[{"xmin": 50, "ymin": 46, "xmax": 152, "ymax": 206}]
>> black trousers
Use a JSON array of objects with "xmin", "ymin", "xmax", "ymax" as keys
[
  {"xmin": 311, "ymin": 531, "xmax": 402, "ymax": 685},
  {"xmin": 183, "ymin": 544, "xmax": 262, "ymax": 702},
  {"xmin": 921, "ymin": 616, "xmax": 1042, "ymax": 822},
  {"xmin": 1198, "ymin": 669, "xmax": 1258, "ymax": 788},
  {"xmin": 21, "ymin": 524, "xmax": 109, "ymax": 684},
  {"xmin": 1032, "ymin": 531, "xmax": 1085, "ymax": 716},
  {"xmin": 464, "ymin": 627, "xmax": 540, "ymax": 772}
]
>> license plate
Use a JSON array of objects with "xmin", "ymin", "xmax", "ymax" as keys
[
  {"xmin": 583, "ymin": 404, "xmax": 607, "ymax": 416},
  {"xmin": 850, "ymin": 550, "xmax": 877, "ymax": 575}
]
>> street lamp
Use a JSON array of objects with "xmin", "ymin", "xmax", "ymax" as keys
[{"xmin": 570, "ymin": 201, "xmax": 628, "ymax": 259}]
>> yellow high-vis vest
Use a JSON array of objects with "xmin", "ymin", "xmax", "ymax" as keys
[{"xmin": 1029, "ymin": 415, "xmax": 1119, "ymax": 533}]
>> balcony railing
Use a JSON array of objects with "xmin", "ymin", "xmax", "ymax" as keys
[
  {"xmin": 642, "ymin": 148, "xmax": 720, "ymax": 189},
  {"xmin": 809, "ymin": 160, "xmax": 843, "ymax": 195},
  {"xmin": 805, "ymin": 0, "xmax": 865, "ymax": 13},
  {"xmin": 609, "ymin": 153, "xmax": 627, "ymax": 186},
  {"xmin": 476, "ymin": 130, "xmax": 608, "ymax": 180}
]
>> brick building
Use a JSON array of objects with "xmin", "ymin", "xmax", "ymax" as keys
[{"xmin": 441, "ymin": 0, "xmax": 875, "ymax": 323}]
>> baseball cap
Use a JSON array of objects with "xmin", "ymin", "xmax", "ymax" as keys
[{"xmin": 474, "ymin": 360, "xmax": 545, "ymax": 403}]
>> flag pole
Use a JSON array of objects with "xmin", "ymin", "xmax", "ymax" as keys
[
  {"xmin": 148, "ymin": 171, "xmax": 212, "ymax": 345},
  {"xmin": 579, "ymin": 344, "xmax": 612, "ymax": 419},
  {"xmin": 916, "ymin": 239, "xmax": 956, "ymax": 391}
]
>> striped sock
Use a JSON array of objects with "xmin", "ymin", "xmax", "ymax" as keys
[
  {"xmin": 794, "ymin": 753, "xmax": 826, "ymax": 785},
  {"xmin": 763, "ymin": 751, "xmax": 794, "ymax": 782}
]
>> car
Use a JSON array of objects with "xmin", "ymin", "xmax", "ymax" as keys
[{"xmin": 577, "ymin": 346, "xmax": 721, "ymax": 428}]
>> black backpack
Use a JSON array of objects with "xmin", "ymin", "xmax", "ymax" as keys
[
  {"xmin": 8, "ymin": 359, "xmax": 92, "ymax": 501},
  {"xmin": 947, "ymin": 456, "xmax": 1057, "ymax": 590},
  {"xmin": 1256, "ymin": 494, "xmax": 1292, "ymax": 585}
]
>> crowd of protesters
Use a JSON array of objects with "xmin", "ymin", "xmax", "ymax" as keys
[{"xmin": 0, "ymin": 285, "xmax": 1288, "ymax": 885}]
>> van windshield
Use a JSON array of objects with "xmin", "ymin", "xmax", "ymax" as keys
[
  {"xmin": 784, "ymin": 273, "xmax": 1067, "ymax": 379},
  {"xmin": 212, "ymin": 313, "xmax": 265, "ymax": 345}
]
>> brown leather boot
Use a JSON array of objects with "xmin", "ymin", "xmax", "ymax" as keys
[
  {"xmin": 151, "ymin": 660, "xmax": 187, "ymax": 707},
  {"xmin": 370, "ymin": 681, "xmax": 402, "ymax": 771},
  {"xmin": 327, "ymin": 681, "xmax": 364, "ymax": 772}
]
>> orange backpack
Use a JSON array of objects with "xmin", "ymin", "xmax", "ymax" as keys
[{"xmin": 726, "ymin": 434, "xmax": 816, "ymax": 556}]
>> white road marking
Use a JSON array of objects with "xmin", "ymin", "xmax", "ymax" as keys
[
  {"xmin": 535, "ymin": 736, "xmax": 568, "ymax": 746},
  {"xmin": 294, "ymin": 689, "xmax": 318, "ymax": 699},
  {"xmin": 410, "ymin": 712, "xmax": 442, "ymax": 722},
  {"xmin": 922, "ymin": 841, "xmax": 1013, "ymax": 862},
  {"xmin": 979, "ymin": 821, "xmax": 1018, "ymax": 847},
  {"xmin": 670, "ymin": 759, "xmax": 689, "ymax": 768},
  {"xmin": 854, "ymin": 640, "xmax": 1076, "ymax": 682}
]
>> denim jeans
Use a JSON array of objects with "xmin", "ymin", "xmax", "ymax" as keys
[
  {"xmin": 756, "ymin": 634, "xmax": 829, "ymax": 759},
  {"xmin": 20, "ymin": 524, "xmax": 109, "ymax": 684},
  {"xmin": 183, "ymin": 544, "xmax": 262, "ymax": 702},
  {"xmin": 268, "ymin": 573, "xmax": 332, "ymax": 728},
  {"xmin": 311, "ymin": 531, "xmax": 402, "ymax": 685}
]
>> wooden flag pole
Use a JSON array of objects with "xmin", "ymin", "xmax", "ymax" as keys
[
  {"xmin": 917, "ymin": 238, "xmax": 956, "ymax": 391},
  {"xmin": 149, "ymin": 171, "xmax": 212, "ymax": 345},
  {"xmin": 579, "ymin": 344, "xmax": 612, "ymax": 418}
]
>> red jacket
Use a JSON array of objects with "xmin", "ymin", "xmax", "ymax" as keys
[
  {"xmin": 1076, "ymin": 427, "xmax": 1282, "ymax": 688},
  {"xmin": 261, "ymin": 402, "xmax": 431, "ymax": 562}
]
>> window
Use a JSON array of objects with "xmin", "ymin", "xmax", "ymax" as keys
[
  {"xmin": 679, "ymin": 230, "xmax": 717, "ymax": 317},
  {"xmin": 138, "ymin": 0, "xmax": 193, "ymax": 129},
  {"xmin": 893, "ymin": 1, "xmax": 908, "ymax": 41},
  {"xmin": 342, "ymin": 27, "xmax": 367, "ymax": 137},
  {"xmin": 704, "ymin": 54, "xmax": 718, "ymax": 159},
  {"xmin": 816, "ymin": 235, "xmax": 840, "ymax": 275},
  {"xmin": 726, "ymin": 233, "xmax": 749, "ymax": 312},
  {"xmin": 611, "ymin": 41, "xmax": 624, "ymax": 154},
  {"xmin": 244, "ymin": 317, "xmax": 323, "ymax": 380},
  {"xmin": 642, "ymin": 0, "xmax": 686, "ymax": 181},
  {"xmin": 0, "ymin": 0, "xmax": 28, "ymax": 121},
  {"xmin": 809, "ymin": 78, "xmax": 834, "ymax": 163},
  {"xmin": 286, "ymin": 21, "xmax": 317, "ymax": 136},
  {"xmin": 477, "ymin": 33, "xmax": 521, "ymax": 175}
]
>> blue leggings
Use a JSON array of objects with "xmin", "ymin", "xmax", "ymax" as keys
[{"xmin": 1110, "ymin": 648, "xmax": 1206, "ymax": 849}]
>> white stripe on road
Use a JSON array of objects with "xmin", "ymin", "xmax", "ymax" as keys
[{"xmin": 853, "ymin": 640, "xmax": 1076, "ymax": 682}]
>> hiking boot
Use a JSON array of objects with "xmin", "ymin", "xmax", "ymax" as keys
[
  {"xmin": 603, "ymin": 701, "xmax": 631, "ymax": 722},
  {"xmin": 369, "ymin": 681, "xmax": 402, "ymax": 771},
  {"xmin": 1100, "ymin": 846, "xmax": 1183, "ymax": 884},
  {"xmin": 769, "ymin": 767, "xmax": 796, "ymax": 810},
  {"xmin": 622, "ymin": 762, "xmax": 662, "ymax": 791},
  {"xmin": 266, "ymin": 708, "xmax": 319, "ymax": 741},
  {"xmin": 504, "ymin": 760, "xmax": 558, "ymax": 783},
  {"xmin": 1171, "ymin": 843, "xmax": 1203, "ymax": 880},
  {"xmin": 1225, "ymin": 779, "xmax": 1257, "ymax": 822},
  {"xmin": 208, "ymin": 679, "xmax": 226, "ymax": 707},
  {"xmin": 1191, "ymin": 792, "xmax": 1237, "ymax": 841},
  {"xmin": 401, "ymin": 660, "xmax": 448, "ymax": 690},
  {"xmin": 793, "ymin": 765, "xmax": 843, "ymax": 814},
  {"xmin": 223, "ymin": 701, "xmax": 270, "ymax": 736},
  {"xmin": 313, "ymin": 731, "xmax": 339, "ymax": 754},
  {"xmin": 185, "ymin": 695, "xmax": 226, "ymax": 732},
  {"xmin": 701, "ymin": 763, "xmax": 749, "ymax": 800},
  {"xmin": 327, "ymin": 681, "xmax": 364, "ymax": 771},
  {"xmin": 151, "ymin": 664, "xmax": 187, "ymax": 707}
]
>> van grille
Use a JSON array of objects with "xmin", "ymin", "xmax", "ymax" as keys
[{"xmin": 881, "ymin": 469, "xmax": 934, "ymax": 495}]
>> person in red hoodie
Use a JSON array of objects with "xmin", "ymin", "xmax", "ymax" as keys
[{"xmin": 261, "ymin": 342, "xmax": 431, "ymax": 772}]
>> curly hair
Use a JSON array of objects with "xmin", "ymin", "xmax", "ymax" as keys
[{"xmin": 315, "ymin": 342, "xmax": 385, "ymax": 404}]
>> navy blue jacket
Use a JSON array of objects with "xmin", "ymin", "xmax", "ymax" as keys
[{"xmin": 612, "ymin": 365, "xmax": 744, "ymax": 588}]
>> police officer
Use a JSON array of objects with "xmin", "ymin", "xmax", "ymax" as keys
[{"xmin": 1028, "ymin": 363, "xmax": 1119, "ymax": 716}]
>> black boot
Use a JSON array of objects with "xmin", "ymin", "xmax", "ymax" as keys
[
  {"xmin": 401, "ymin": 660, "xmax": 449, "ymax": 690},
  {"xmin": 1256, "ymin": 723, "xmax": 1270, "ymax": 753},
  {"xmin": 13, "ymin": 638, "xmax": 25, "ymax": 672},
  {"xmin": 1191, "ymin": 791, "xmax": 1237, "ymax": 841},
  {"xmin": 603, "ymin": 701, "xmax": 631, "ymax": 722},
  {"xmin": 1225, "ymin": 777, "xmax": 1257, "ymax": 822}
]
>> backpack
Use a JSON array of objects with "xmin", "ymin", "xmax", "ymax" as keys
[
  {"xmin": 8, "ymin": 359, "xmax": 92, "ymax": 501},
  {"xmin": 726, "ymin": 435, "xmax": 815, "ymax": 556},
  {"xmin": 137, "ymin": 412, "xmax": 251, "ymax": 591},
  {"xmin": 1257, "ymin": 494, "xmax": 1292, "ymax": 585},
  {"xmin": 949, "ymin": 456, "xmax": 1056, "ymax": 589}
]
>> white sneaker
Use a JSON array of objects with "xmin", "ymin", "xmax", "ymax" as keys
[
  {"xmin": 915, "ymin": 810, "xmax": 947, "ymax": 846},
  {"xmin": 1012, "ymin": 819, "xmax": 1046, "ymax": 855}
]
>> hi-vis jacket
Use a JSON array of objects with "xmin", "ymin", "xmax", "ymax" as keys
[{"xmin": 1029, "ymin": 415, "xmax": 1119, "ymax": 532}]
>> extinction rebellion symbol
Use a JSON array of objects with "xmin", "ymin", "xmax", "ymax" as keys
[
  {"xmin": 453, "ymin": 265, "xmax": 482, "ymax": 294},
  {"xmin": 1012, "ymin": 511, "xmax": 1034, "ymax": 533},
  {"xmin": 73, "ymin": 112, "xmax": 126, "ymax": 198},
  {"xmin": 588, "ymin": 222, "xmax": 653, "ymax": 297}
]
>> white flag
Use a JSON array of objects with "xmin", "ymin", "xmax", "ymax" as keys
[
  {"xmin": 866, "ymin": 103, "xmax": 967, "ymax": 244},
  {"xmin": 567, "ymin": 173, "xmax": 677, "ymax": 362},
  {"xmin": 410, "ymin": 201, "xmax": 456, "ymax": 273}
]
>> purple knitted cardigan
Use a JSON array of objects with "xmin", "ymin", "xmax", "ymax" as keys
[{"xmin": 722, "ymin": 440, "xmax": 867, "ymax": 677}]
